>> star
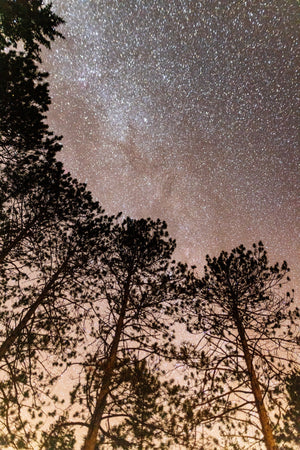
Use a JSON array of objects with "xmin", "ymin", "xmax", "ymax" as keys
[{"xmin": 43, "ymin": 0, "xmax": 299, "ymax": 294}]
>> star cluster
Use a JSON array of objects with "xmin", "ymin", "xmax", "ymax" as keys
[{"xmin": 43, "ymin": 0, "xmax": 299, "ymax": 289}]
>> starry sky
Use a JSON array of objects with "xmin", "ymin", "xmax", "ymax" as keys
[{"xmin": 43, "ymin": 0, "xmax": 299, "ymax": 293}]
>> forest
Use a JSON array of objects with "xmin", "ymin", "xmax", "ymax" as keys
[{"xmin": 0, "ymin": 1, "xmax": 299, "ymax": 449}]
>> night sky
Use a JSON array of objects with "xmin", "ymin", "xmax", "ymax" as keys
[{"xmin": 43, "ymin": 0, "xmax": 299, "ymax": 293}]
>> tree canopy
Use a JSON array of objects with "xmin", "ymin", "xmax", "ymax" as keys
[
  {"xmin": 184, "ymin": 242, "xmax": 299, "ymax": 449},
  {"xmin": 0, "ymin": 2, "xmax": 299, "ymax": 449},
  {"xmin": 0, "ymin": 0, "xmax": 63, "ymax": 151}
]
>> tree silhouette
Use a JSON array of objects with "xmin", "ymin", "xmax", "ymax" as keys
[
  {"xmin": 275, "ymin": 369, "xmax": 300, "ymax": 448},
  {"xmin": 64, "ymin": 217, "xmax": 188, "ymax": 450},
  {"xmin": 2, "ymin": 3, "xmax": 299, "ymax": 449},
  {"xmin": 0, "ymin": 0, "xmax": 64, "ymax": 152},
  {"xmin": 85, "ymin": 358, "xmax": 189, "ymax": 449},
  {"xmin": 0, "ymin": 4, "xmax": 118, "ymax": 445},
  {"xmin": 0, "ymin": 132, "xmax": 117, "ymax": 445},
  {"xmin": 0, "ymin": 189, "xmax": 114, "ymax": 446},
  {"xmin": 187, "ymin": 242, "xmax": 299, "ymax": 450}
]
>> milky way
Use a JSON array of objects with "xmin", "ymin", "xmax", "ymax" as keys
[{"xmin": 43, "ymin": 0, "xmax": 299, "ymax": 291}]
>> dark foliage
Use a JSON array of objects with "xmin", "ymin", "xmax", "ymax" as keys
[{"xmin": 0, "ymin": 0, "xmax": 64, "ymax": 151}]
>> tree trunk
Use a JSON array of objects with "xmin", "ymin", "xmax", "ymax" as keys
[
  {"xmin": 82, "ymin": 273, "xmax": 132, "ymax": 450},
  {"xmin": 233, "ymin": 305, "xmax": 278, "ymax": 450},
  {"xmin": 0, "ymin": 258, "xmax": 69, "ymax": 359}
]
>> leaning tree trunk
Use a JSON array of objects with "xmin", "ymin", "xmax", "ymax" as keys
[
  {"xmin": 0, "ymin": 258, "xmax": 69, "ymax": 359},
  {"xmin": 233, "ymin": 304, "xmax": 278, "ymax": 450},
  {"xmin": 82, "ymin": 273, "xmax": 132, "ymax": 450}
]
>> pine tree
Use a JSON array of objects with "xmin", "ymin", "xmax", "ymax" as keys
[
  {"xmin": 187, "ymin": 242, "xmax": 299, "ymax": 449},
  {"xmin": 64, "ymin": 217, "xmax": 189, "ymax": 450},
  {"xmin": 275, "ymin": 369, "xmax": 300, "ymax": 448},
  {"xmin": 0, "ymin": 3, "xmax": 117, "ymax": 446},
  {"xmin": 0, "ymin": 0, "xmax": 64, "ymax": 152}
]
